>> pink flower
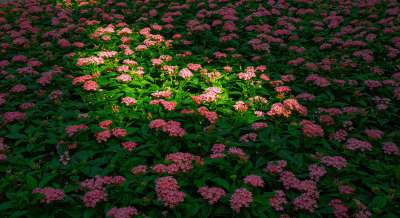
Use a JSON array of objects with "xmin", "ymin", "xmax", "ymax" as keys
[
  {"xmin": 293, "ymin": 191, "xmax": 319, "ymax": 212},
  {"xmin": 228, "ymin": 147, "xmax": 247, "ymax": 160},
  {"xmin": 122, "ymin": 97, "xmax": 137, "ymax": 106},
  {"xmin": 122, "ymin": 141, "xmax": 137, "ymax": 152},
  {"xmin": 132, "ymin": 165, "xmax": 147, "ymax": 175},
  {"xmin": 198, "ymin": 186, "xmax": 226, "ymax": 204},
  {"xmin": 32, "ymin": 188, "xmax": 65, "ymax": 204},
  {"xmin": 116, "ymin": 74, "xmax": 132, "ymax": 82},
  {"xmin": 300, "ymin": 120, "xmax": 324, "ymax": 138},
  {"xmin": 83, "ymin": 190, "xmax": 108, "ymax": 208},
  {"xmin": 244, "ymin": 175, "xmax": 264, "ymax": 188},
  {"xmin": 112, "ymin": 128, "xmax": 127, "ymax": 138},
  {"xmin": 230, "ymin": 188, "xmax": 253, "ymax": 213},
  {"xmin": 364, "ymin": 129, "xmax": 383, "ymax": 140},
  {"xmin": 233, "ymin": 101, "xmax": 248, "ymax": 112},
  {"xmin": 95, "ymin": 130, "xmax": 111, "ymax": 143},
  {"xmin": 65, "ymin": 124, "xmax": 89, "ymax": 137},
  {"xmin": 83, "ymin": 80, "xmax": 98, "ymax": 91},
  {"xmin": 308, "ymin": 164, "xmax": 326, "ymax": 182},
  {"xmin": 149, "ymin": 119, "xmax": 167, "ymax": 131},
  {"xmin": 20, "ymin": 103, "xmax": 35, "ymax": 110},
  {"xmin": 328, "ymin": 199, "xmax": 349, "ymax": 217},
  {"xmin": 151, "ymin": 164, "xmax": 167, "ymax": 174},
  {"xmin": 99, "ymin": 120, "xmax": 112, "ymax": 129},
  {"xmin": 178, "ymin": 68, "xmax": 193, "ymax": 79},
  {"xmin": 251, "ymin": 122, "xmax": 268, "ymax": 131},
  {"xmin": 321, "ymin": 156, "xmax": 347, "ymax": 170},
  {"xmin": 155, "ymin": 176, "xmax": 186, "ymax": 208},
  {"xmin": 344, "ymin": 138, "xmax": 372, "ymax": 152},
  {"xmin": 269, "ymin": 190, "xmax": 287, "ymax": 211},
  {"xmin": 159, "ymin": 99, "xmax": 177, "ymax": 111},
  {"xmin": 264, "ymin": 160, "xmax": 287, "ymax": 174},
  {"xmin": 339, "ymin": 185, "xmax": 355, "ymax": 195},
  {"xmin": 107, "ymin": 206, "xmax": 138, "ymax": 218},
  {"xmin": 239, "ymin": 133, "xmax": 258, "ymax": 142},
  {"xmin": 382, "ymin": 142, "xmax": 399, "ymax": 155},
  {"xmin": 10, "ymin": 84, "xmax": 26, "ymax": 93}
]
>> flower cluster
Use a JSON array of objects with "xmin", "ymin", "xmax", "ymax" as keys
[
  {"xmin": 31, "ymin": 188, "xmax": 65, "ymax": 204},
  {"xmin": 198, "ymin": 186, "xmax": 226, "ymax": 204},
  {"xmin": 155, "ymin": 176, "xmax": 186, "ymax": 208}
]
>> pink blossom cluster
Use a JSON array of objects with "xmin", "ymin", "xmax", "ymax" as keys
[
  {"xmin": 305, "ymin": 74, "xmax": 331, "ymax": 87},
  {"xmin": 164, "ymin": 152, "xmax": 197, "ymax": 174},
  {"xmin": 299, "ymin": 120, "xmax": 324, "ymax": 138},
  {"xmin": 244, "ymin": 175, "xmax": 264, "ymax": 188},
  {"xmin": 32, "ymin": 188, "xmax": 65, "ymax": 204},
  {"xmin": 230, "ymin": 188, "xmax": 253, "ymax": 213},
  {"xmin": 72, "ymin": 75, "xmax": 92, "ymax": 85},
  {"xmin": 264, "ymin": 160, "xmax": 287, "ymax": 174},
  {"xmin": 321, "ymin": 156, "xmax": 347, "ymax": 170},
  {"xmin": 79, "ymin": 175, "xmax": 125, "ymax": 207},
  {"xmin": 364, "ymin": 129, "xmax": 383, "ymax": 140},
  {"xmin": 159, "ymin": 99, "xmax": 177, "ymax": 111},
  {"xmin": 76, "ymin": 57, "xmax": 104, "ymax": 66},
  {"xmin": 122, "ymin": 97, "xmax": 137, "ymax": 106},
  {"xmin": 116, "ymin": 74, "xmax": 132, "ymax": 82},
  {"xmin": 95, "ymin": 130, "xmax": 111, "ymax": 143},
  {"xmin": 293, "ymin": 191, "xmax": 319, "ymax": 212},
  {"xmin": 251, "ymin": 122, "xmax": 268, "ymax": 131},
  {"xmin": 20, "ymin": 103, "xmax": 35, "ymax": 110},
  {"xmin": 10, "ymin": 84, "xmax": 27, "ymax": 93},
  {"xmin": 152, "ymin": 89, "xmax": 172, "ymax": 99},
  {"xmin": 382, "ymin": 142, "xmax": 399, "ymax": 155},
  {"xmin": 233, "ymin": 101, "xmax": 248, "ymax": 112},
  {"xmin": 353, "ymin": 199, "xmax": 372, "ymax": 218},
  {"xmin": 107, "ymin": 206, "xmax": 138, "ymax": 218},
  {"xmin": 237, "ymin": 66, "xmax": 257, "ymax": 81},
  {"xmin": 112, "ymin": 127, "xmax": 127, "ymax": 138},
  {"xmin": 149, "ymin": 119, "xmax": 186, "ymax": 137},
  {"xmin": 82, "ymin": 80, "xmax": 98, "ymax": 91},
  {"xmin": 228, "ymin": 147, "xmax": 248, "ymax": 161},
  {"xmin": 329, "ymin": 129, "xmax": 348, "ymax": 142},
  {"xmin": 155, "ymin": 176, "xmax": 186, "ymax": 208},
  {"xmin": 197, "ymin": 107, "xmax": 218, "ymax": 124},
  {"xmin": 267, "ymin": 99, "xmax": 307, "ymax": 118},
  {"xmin": 178, "ymin": 68, "xmax": 193, "ymax": 79},
  {"xmin": 249, "ymin": 96, "xmax": 268, "ymax": 104},
  {"xmin": 131, "ymin": 165, "xmax": 147, "ymax": 175},
  {"xmin": 269, "ymin": 190, "xmax": 287, "ymax": 211},
  {"xmin": 239, "ymin": 133, "xmax": 258, "ymax": 142},
  {"xmin": 308, "ymin": 164, "xmax": 327, "ymax": 182},
  {"xmin": 98, "ymin": 51, "xmax": 117, "ymax": 58},
  {"xmin": 210, "ymin": 144, "xmax": 227, "ymax": 159},
  {"xmin": 192, "ymin": 87, "xmax": 221, "ymax": 104},
  {"xmin": 122, "ymin": 141, "xmax": 137, "ymax": 152},
  {"xmin": 65, "ymin": 124, "xmax": 89, "ymax": 137},
  {"xmin": 2, "ymin": 111, "xmax": 26, "ymax": 124},
  {"xmin": 48, "ymin": 90, "xmax": 63, "ymax": 101},
  {"xmin": 339, "ymin": 185, "xmax": 355, "ymax": 195},
  {"xmin": 198, "ymin": 186, "xmax": 226, "ymax": 204},
  {"xmin": 328, "ymin": 199, "xmax": 349, "ymax": 218},
  {"xmin": 344, "ymin": 138, "xmax": 372, "ymax": 152}
]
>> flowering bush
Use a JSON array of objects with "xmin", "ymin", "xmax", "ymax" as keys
[{"xmin": 0, "ymin": 0, "xmax": 399, "ymax": 217}]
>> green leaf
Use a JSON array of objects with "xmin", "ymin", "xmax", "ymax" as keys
[
  {"xmin": 39, "ymin": 173, "xmax": 58, "ymax": 187},
  {"xmin": 372, "ymin": 196, "xmax": 387, "ymax": 208},
  {"xmin": 0, "ymin": 201, "xmax": 14, "ymax": 211},
  {"xmin": 25, "ymin": 175, "xmax": 38, "ymax": 189},
  {"xmin": 84, "ymin": 209, "xmax": 96, "ymax": 218},
  {"xmin": 212, "ymin": 178, "xmax": 230, "ymax": 191}
]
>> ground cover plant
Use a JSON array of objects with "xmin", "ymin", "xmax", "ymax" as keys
[{"xmin": 0, "ymin": 0, "xmax": 400, "ymax": 217}]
